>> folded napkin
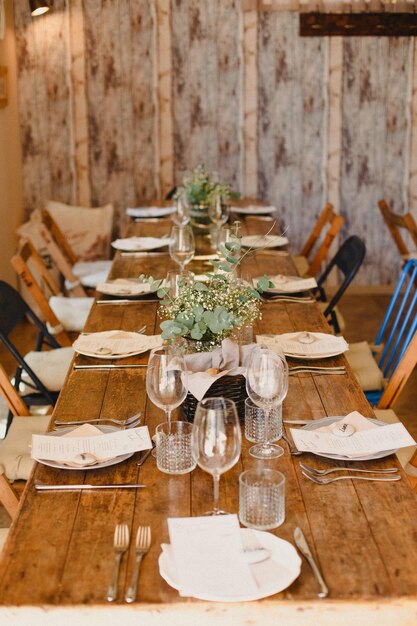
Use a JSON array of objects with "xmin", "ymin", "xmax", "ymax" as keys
[
  {"xmin": 111, "ymin": 236, "xmax": 169, "ymax": 251},
  {"xmin": 126, "ymin": 206, "xmax": 175, "ymax": 218},
  {"xmin": 62, "ymin": 424, "xmax": 113, "ymax": 466},
  {"xmin": 184, "ymin": 339, "xmax": 257, "ymax": 401},
  {"xmin": 255, "ymin": 274, "xmax": 317, "ymax": 294},
  {"xmin": 73, "ymin": 330, "xmax": 162, "ymax": 357},
  {"xmin": 97, "ymin": 278, "xmax": 152, "ymax": 296},
  {"xmin": 315, "ymin": 411, "xmax": 378, "ymax": 435},
  {"xmin": 257, "ymin": 332, "xmax": 348, "ymax": 357},
  {"xmin": 240, "ymin": 234, "xmax": 289, "ymax": 249}
]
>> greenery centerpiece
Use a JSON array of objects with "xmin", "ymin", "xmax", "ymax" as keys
[
  {"xmin": 144, "ymin": 223, "xmax": 274, "ymax": 351},
  {"xmin": 176, "ymin": 164, "xmax": 236, "ymax": 233}
]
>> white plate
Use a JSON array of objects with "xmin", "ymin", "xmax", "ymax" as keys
[
  {"xmin": 73, "ymin": 331, "xmax": 162, "ymax": 359},
  {"xmin": 257, "ymin": 333, "xmax": 348, "ymax": 360},
  {"xmin": 256, "ymin": 275, "xmax": 317, "ymax": 295},
  {"xmin": 240, "ymin": 235, "xmax": 289, "ymax": 249},
  {"xmin": 35, "ymin": 425, "xmax": 134, "ymax": 470},
  {"xmin": 126, "ymin": 206, "xmax": 175, "ymax": 218},
  {"xmin": 111, "ymin": 237, "xmax": 169, "ymax": 252},
  {"xmin": 97, "ymin": 279, "xmax": 157, "ymax": 298},
  {"xmin": 158, "ymin": 528, "xmax": 301, "ymax": 602},
  {"xmin": 231, "ymin": 205, "xmax": 277, "ymax": 216},
  {"xmin": 301, "ymin": 416, "xmax": 397, "ymax": 461}
]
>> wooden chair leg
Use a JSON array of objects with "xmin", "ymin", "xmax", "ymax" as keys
[{"xmin": 0, "ymin": 474, "xmax": 19, "ymax": 520}]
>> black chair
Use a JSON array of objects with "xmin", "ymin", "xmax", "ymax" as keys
[
  {"xmin": 314, "ymin": 236, "xmax": 366, "ymax": 334},
  {"xmin": 0, "ymin": 280, "xmax": 62, "ymax": 409}
]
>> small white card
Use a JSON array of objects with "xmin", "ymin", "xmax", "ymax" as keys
[
  {"xmin": 31, "ymin": 426, "xmax": 152, "ymax": 462},
  {"xmin": 167, "ymin": 515, "xmax": 258, "ymax": 598},
  {"xmin": 290, "ymin": 422, "xmax": 416, "ymax": 456}
]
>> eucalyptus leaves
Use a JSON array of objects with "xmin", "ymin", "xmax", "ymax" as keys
[{"xmin": 176, "ymin": 164, "xmax": 235, "ymax": 208}]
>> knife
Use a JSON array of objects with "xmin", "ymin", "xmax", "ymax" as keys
[
  {"xmin": 35, "ymin": 484, "xmax": 146, "ymax": 491},
  {"xmin": 120, "ymin": 252, "xmax": 169, "ymax": 257},
  {"xmin": 96, "ymin": 299, "xmax": 159, "ymax": 304},
  {"xmin": 74, "ymin": 364, "xmax": 148, "ymax": 370},
  {"xmin": 293, "ymin": 527, "xmax": 328, "ymax": 598}
]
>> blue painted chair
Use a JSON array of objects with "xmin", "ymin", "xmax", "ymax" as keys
[{"xmin": 346, "ymin": 259, "xmax": 417, "ymax": 405}]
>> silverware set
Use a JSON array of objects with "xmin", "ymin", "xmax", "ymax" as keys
[
  {"xmin": 261, "ymin": 295, "xmax": 316, "ymax": 304},
  {"xmin": 289, "ymin": 365, "xmax": 346, "ymax": 376},
  {"xmin": 53, "ymin": 412, "xmax": 142, "ymax": 430},
  {"xmin": 107, "ymin": 524, "xmax": 151, "ymax": 603},
  {"xmin": 300, "ymin": 461, "xmax": 401, "ymax": 484}
]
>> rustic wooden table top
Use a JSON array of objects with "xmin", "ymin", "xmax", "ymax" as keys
[{"xmin": 0, "ymin": 216, "xmax": 416, "ymax": 625}]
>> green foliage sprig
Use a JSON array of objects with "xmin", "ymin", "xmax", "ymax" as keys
[{"xmin": 175, "ymin": 164, "xmax": 237, "ymax": 207}]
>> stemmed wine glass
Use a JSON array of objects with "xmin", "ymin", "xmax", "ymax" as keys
[
  {"xmin": 146, "ymin": 347, "xmax": 188, "ymax": 427},
  {"xmin": 191, "ymin": 397, "xmax": 241, "ymax": 515},
  {"xmin": 169, "ymin": 225, "xmax": 195, "ymax": 272},
  {"xmin": 208, "ymin": 197, "xmax": 229, "ymax": 249},
  {"xmin": 171, "ymin": 192, "xmax": 190, "ymax": 227},
  {"xmin": 245, "ymin": 347, "xmax": 288, "ymax": 459}
]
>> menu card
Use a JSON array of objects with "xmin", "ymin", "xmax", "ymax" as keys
[
  {"xmin": 32, "ymin": 425, "xmax": 152, "ymax": 463},
  {"xmin": 167, "ymin": 515, "xmax": 258, "ymax": 598}
]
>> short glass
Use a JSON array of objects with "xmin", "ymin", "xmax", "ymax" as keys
[
  {"xmin": 244, "ymin": 398, "xmax": 282, "ymax": 443},
  {"xmin": 239, "ymin": 469, "xmax": 285, "ymax": 531},
  {"xmin": 155, "ymin": 421, "xmax": 196, "ymax": 475}
]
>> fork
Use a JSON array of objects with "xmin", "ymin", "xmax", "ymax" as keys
[
  {"xmin": 107, "ymin": 524, "xmax": 130, "ymax": 602},
  {"xmin": 300, "ymin": 462, "xmax": 399, "ymax": 476},
  {"xmin": 302, "ymin": 471, "xmax": 402, "ymax": 485},
  {"xmin": 54, "ymin": 412, "xmax": 142, "ymax": 429},
  {"xmin": 125, "ymin": 526, "xmax": 152, "ymax": 603},
  {"xmin": 80, "ymin": 325, "xmax": 147, "ymax": 336}
]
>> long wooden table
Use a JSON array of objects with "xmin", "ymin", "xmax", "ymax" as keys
[{"xmin": 0, "ymin": 218, "xmax": 416, "ymax": 625}]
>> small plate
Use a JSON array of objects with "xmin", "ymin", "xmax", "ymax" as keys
[
  {"xmin": 126, "ymin": 206, "xmax": 175, "ymax": 218},
  {"xmin": 111, "ymin": 237, "xmax": 169, "ymax": 252},
  {"xmin": 158, "ymin": 528, "xmax": 301, "ymax": 602},
  {"xmin": 301, "ymin": 416, "xmax": 396, "ymax": 461},
  {"xmin": 231, "ymin": 205, "xmax": 277, "ymax": 216},
  {"xmin": 240, "ymin": 235, "xmax": 289, "ymax": 249},
  {"xmin": 73, "ymin": 331, "xmax": 162, "ymax": 359},
  {"xmin": 97, "ymin": 279, "xmax": 157, "ymax": 298},
  {"xmin": 35, "ymin": 425, "xmax": 134, "ymax": 470}
]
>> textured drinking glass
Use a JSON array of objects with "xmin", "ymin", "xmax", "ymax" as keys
[
  {"xmin": 155, "ymin": 421, "xmax": 196, "ymax": 475},
  {"xmin": 239, "ymin": 469, "xmax": 285, "ymax": 531},
  {"xmin": 244, "ymin": 398, "xmax": 282, "ymax": 443}
]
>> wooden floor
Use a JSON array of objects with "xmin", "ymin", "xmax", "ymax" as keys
[{"xmin": 0, "ymin": 293, "xmax": 416, "ymax": 529}]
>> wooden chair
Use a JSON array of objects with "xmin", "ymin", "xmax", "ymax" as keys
[
  {"xmin": 31, "ymin": 209, "xmax": 112, "ymax": 292},
  {"xmin": 11, "ymin": 239, "xmax": 94, "ymax": 344},
  {"xmin": 0, "ymin": 365, "xmax": 50, "ymax": 519},
  {"xmin": 378, "ymin": 199, "xmax": 417, "ymax": 261},
  {"xmin": 294, "ymin": 203, "xmax": 345, "ymax": 277}
]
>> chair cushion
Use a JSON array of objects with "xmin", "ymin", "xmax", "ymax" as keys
[
  {"xmin": 374, "ymin": 408, "xmax": 417, "ymax": 475},
  {"xmin": 46, "ymin": 201, "xmax": 114, "ymax": 261},
  {"xmin": 49, "ymin": 296, "xmax": 94, "ymax": 332},
  {"xmin": 345, "ymin": 341, "xmax": 385, "ymax": 392},
  {"xmin": 317, "ymin": 302, "xmax": 346, "ymax": 333},
  {"xmin": 72, "ymin": 260, "xmax": 112, "ymax": 288},
  {"xmin": 0, "ymin": 415, "xmax": 50, "ymax": 481},
  {"xmin": 293, "ymin": 255, "xmax": 309, "ymax": 277},
  {"xmin": 23, "ymin": 347, "xmax": 74, "ymax": 392}
]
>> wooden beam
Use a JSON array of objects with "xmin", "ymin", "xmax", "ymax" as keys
[{"xmin": 300, "ymin": 13, "xmax": 417, "ymax": 37}]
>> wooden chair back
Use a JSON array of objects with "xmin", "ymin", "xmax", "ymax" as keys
[
  {"xmin": 0, "ymin": 365, "xmax": 29, "ymax": 519},
  {"xmin": 378, "ymin": 199, "xmax": 417, "ymax": 258},
  {"xmin": 31, "ymin": 210, "xmax": 86, "ymax": 297},
  {"xmin": 300, "ymin": 203, "xmax": 345, "ymax": 277},
  {"xmin": 10, "ymin": 239, "xmax": 71, "ymax": 345}
]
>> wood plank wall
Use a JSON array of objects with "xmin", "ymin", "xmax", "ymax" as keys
[{"xmin": 12, "ymin": 1, "xmax": 417, "ymax": 284}]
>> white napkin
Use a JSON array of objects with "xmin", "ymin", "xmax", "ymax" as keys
[
  {"xmin": 111, "ymin": 236, "xmax": 169, "ymax": 251},
  {"xmin": 61, "ymin": 424, "xmax": 113, "ymax": 465},
  {"xmin": 184, "ymin": 339, "xmax": 257, "ymax": 401},
  {"xmin": 73, "ymin": 330, "xmax": 162, "ymax": 357},
  {"xmin": 255, "ymin": 274, "xmax": 317, "ymax": 294},
  {"xmin": 315, "ymin": 411, "xmax": 378, "ymax": 434},
  {"xmin": 257, "ymin": 332, "xmax": 349, "ymax": 357},
  {"xmin": 97, "ymin": 279, "xmax": 152, "ymax": 296},
  {"xmin": 126, "ymin": 206, "xmax": 175, "ymax": 218},
  {"xmin": 240, "ymin": 234, "xmax": 289, "ymax": 249}
]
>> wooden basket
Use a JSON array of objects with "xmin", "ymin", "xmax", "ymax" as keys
[{"xmin": 182, "ymin": 374, "xmax": 247, "ymax": 423}]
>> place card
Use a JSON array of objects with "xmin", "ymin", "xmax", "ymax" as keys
[
  {"xmin": 290, "ymin": 422, "xmax": 416, "ymax": 456},
  {"xmin": 32, "ymin": 426, "xmax": 152, "ymax": 463},
  {"xmin": 167, "ymin": 515, "xmax": 258, "ymax": 598}
]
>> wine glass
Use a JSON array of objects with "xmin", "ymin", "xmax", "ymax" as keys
[
  {"xmin": 191, "ymin": 397, "xmax": 241, "ymax": 515},
  {"xmin": 208, "ymin": 197, "xmax": 229, "ymax": 249},
  {"xmin": 146, "ymin": 347, "xmax": 188, "ymax": 427},
  {"xmin": 245, "ymin": 347, "xmax": 288, "ymax": 459},
  {"xmin": 172, "ymin": 192, "xmax": 190, "ymax": 227},
  {"xmin": 169, "ymin": 225, "xmax": 195, "ymax": 272},
  {"xmin": 165, "ymin": 269, "xmax": 193, "ymax": 299}
]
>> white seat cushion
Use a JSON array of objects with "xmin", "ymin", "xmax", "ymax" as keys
[
  {"xmin": 374, "ymin": 408, "xmax": 417, "ymax": 476},
  {"xmin": 345, "ymin": 341, "xmax": 384, "ymax": 392},
  {"xmin": 293, "ymin": 255, "xmax": 309, "ymax": 277},
  {"xmin": 72, "ymin": 260, "xmax": 112, "ymax": 288},
  {"xmin": 0, "ymin": 415, "xmax": 50, "ymax": 481},
  {"xmin": 49, "ymin": 296, "xmax": 94, "ymax": 332},
  {"xmin": 46, "ymin": 201, "xmax": 114, "ymax": 261},
  {"xmin": 23, "ymin": 347, "xmax": 74, "ymax": 392}
]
